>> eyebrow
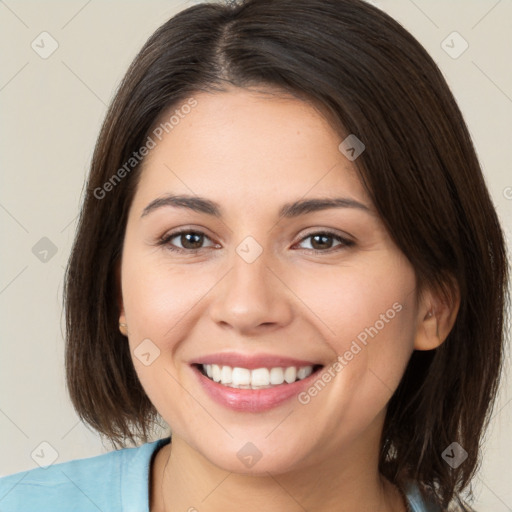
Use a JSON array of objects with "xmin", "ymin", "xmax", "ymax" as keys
[{"xmin": 140, "ymin": 194, "xmax": 372, "ymax": 219}]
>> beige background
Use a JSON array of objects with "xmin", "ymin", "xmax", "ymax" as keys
[{"xmin": 0, "ymin": 0, "xmax": 511, "ymax": 510}]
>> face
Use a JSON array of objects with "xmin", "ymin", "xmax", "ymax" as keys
[{"xmin": 119, "ymin": 87, "xmax": 422, "ymax": 475}]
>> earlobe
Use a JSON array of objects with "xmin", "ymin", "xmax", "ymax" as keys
[
  {"xmin": 119, "ymin": 321, "xmax": 129, "ymax": 337},
  {"xmin": 118, "ymin": 302, "xmax": 128, "ymax": 336},
  {"xmin": 413, "ymin": 284, "xmax": 460, "ymax": 351},
  {"xmin": 115, "ymin": 260, "xmax": 128, "ymax": 336},
  {"xmin": 118, "ymin": 306, "xmax": 128, "ymax": 337},
  {"xmin": 414, "ymin": 308, "xmax": 440, "ymax": 350}
]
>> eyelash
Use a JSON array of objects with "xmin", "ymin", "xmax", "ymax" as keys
[{"xmin": 157, "ymin": 228, "xmax": 355, "ymax": 254}]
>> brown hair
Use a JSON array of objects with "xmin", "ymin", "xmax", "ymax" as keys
[{"xmin": 64, "ymin": 0, "xmax": 509, "ymax": 509}]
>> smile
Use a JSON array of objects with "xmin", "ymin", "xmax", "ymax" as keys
[
  {"xmin": 190, "ymin": 353, "xmax": 326, "ymax": 412},
  {"xmin": 197, "ymin": 363, "xmax": 323, "ymax": 389}
]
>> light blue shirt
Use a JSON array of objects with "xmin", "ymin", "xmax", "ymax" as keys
[{"xmin": 0, "ymin": 437, "xmax": 442, "ymax": 511}]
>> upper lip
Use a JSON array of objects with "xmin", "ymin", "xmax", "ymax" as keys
[{"xmin": 190, "ymin": 352, "xmax": 324, "ymax": 370}]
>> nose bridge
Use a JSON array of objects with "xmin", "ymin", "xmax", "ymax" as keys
[{"xmin": 209, "ymin": 234, "xmax": 293, "ymax": 332}]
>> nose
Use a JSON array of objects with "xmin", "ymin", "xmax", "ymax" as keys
[{"xmin": 208, "ymin": 244, "xmax": 294, "ymax": 335}]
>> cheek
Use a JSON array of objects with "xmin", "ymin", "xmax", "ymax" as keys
[
  {"xmin": 120, "ymin": 250, "xmax": 220, "ymax": 396},
  {"xmin": 121, "ymin": 254, "xmax": 206, "ymax": 339},
  {"xmin": 120, "ymin": 255, "xmax": 213, "ymax": 426},
  {"xmin": 288, "ymin": 255, "xmax": 418, "ymax": 399},
  {"xmin": 289, "ymin": 256, "xmax": 416, "ymax": 344},
  {"xmin": 283, "ymin": 258, "xmax": 418, "ymax": 447}
]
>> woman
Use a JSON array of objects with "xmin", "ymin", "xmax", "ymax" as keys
[{"xmin": 0, "ymin": 0, "xmax": 508, "ymax": 510}]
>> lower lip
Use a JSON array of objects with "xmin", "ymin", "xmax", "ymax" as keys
[{"xmin": 192, "ymin": 365, "xmax": 322, "ymax": 412}]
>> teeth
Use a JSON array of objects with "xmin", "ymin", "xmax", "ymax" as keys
[
  {"xmin": 232, "ymin": 367, "xmax": 251, "ymax": 386},
  {"xmin": 220, "ymin": 365, "xmax": 232, "ymax": 384},
  {"xmin": 270, "ymin": 367, "xmax": 285, "ymax": 385},
  {"xmin": 251, "ymin": 368, "xmax": 270, "ymax": 386},
  {"xmin": 202, "ymin": 364, "xmax": 315, "ymax": 388},
  {"xmin": 297, "ymin": 367, "xmax": 309, "ymax": 380},
  {"xmin": 284, "ymin": 367, "xmax": 296, "ymax": 383},
  {"xmin": 212, "ymin": 364, "xmax": 221, "ymax": 382}
]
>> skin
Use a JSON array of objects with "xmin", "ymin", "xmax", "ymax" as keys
[{"xmin": 118, "ymin": 86, "xmax": 459, "ymax": 512}]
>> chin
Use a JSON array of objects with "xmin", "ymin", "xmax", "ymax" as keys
[{"xmin": 195, "ymin": 437, "xmax": 313, "ymax": 476}]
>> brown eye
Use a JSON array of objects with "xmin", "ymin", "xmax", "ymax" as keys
[
  {"xmin": 297, "ymin": 231, "xmax": 354, "ymax": 252},
  {"xmin": 176, "ymin": 232, "xmax": 204, "ymax": 250},
  {"xmin": 310, "ymin": 234, "xmax": 335, "ymax": 250},
  {"xmin": 159, "ymin": 230, "xmax": 217, "ymax": 253}
]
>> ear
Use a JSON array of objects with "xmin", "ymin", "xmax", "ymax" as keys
[
  {"xmin": 116, "ymin": 259, "xmax": 126, "ymax": 325},
  {"xmin": 414, "ymin": 279, "xmax": 460, "ymax": 351}
]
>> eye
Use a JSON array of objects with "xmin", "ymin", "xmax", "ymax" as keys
[
  {"xmin": 158, "ymin": 229, "xmax": 218, "ymax": 253},
  {"xmin": 157, "ymin": 228, "xmax": 354, "ymax": 254},
  {"xmin": 295, "ymin": 231, "xmax": 354, "ymax": 252}
]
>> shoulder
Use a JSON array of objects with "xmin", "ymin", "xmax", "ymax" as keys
[
  {"xmin": 404, "ymin": 481, "xmax": 477, "ymax": 512},
  {"xmin": 0, "ymin": 437, "xmax": 170, "ymax": 512}
]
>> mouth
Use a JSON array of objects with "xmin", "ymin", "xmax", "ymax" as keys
[
  {"xmin": 189, "ymin": 352, "xmax": 327, "ymax": 411},
  {"xmin": 193, "ymin": 363, "xmax": 324, "ymax": 390}
]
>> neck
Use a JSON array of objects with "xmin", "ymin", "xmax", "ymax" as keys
[{"xmin": 150, "ymin": 429, "xmax": 407, "ymax": 512}]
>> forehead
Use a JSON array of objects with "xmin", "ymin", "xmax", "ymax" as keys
[{"xmin": 133, "ymin": 87, "xmax": 370, "ymax": 213}]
